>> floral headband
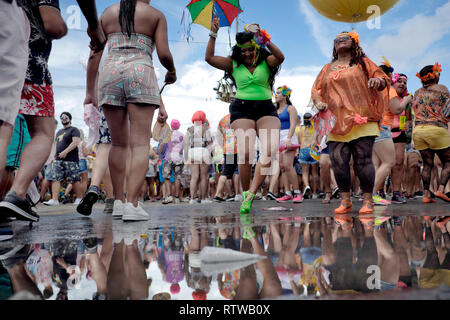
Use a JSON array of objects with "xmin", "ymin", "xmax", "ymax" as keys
[
  {"xmin": 416, "ymin": 62, "xmax": 442, "ymax": 83},
  {"xmin": 392, "ymin": 73, "xmax": 407, "ymax": 84},
  {"xmin": 337, "ymin": 31, "xmax": 360, "ymax": 44},
  {"xmin": 277, "ymin": 86, "xmax": 292, "ymax": 97}
]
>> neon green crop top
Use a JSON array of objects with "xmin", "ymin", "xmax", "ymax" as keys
[{"xmin": 232, "ymin": 60, "xmax": 272, "ymax": 100}]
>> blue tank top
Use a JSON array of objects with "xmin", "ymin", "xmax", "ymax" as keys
[{"xmin": 278, "ymin": 105, "xmax": 291, "ymax": 130}]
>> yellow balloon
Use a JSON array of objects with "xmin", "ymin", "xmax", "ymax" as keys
[{"xmin": 307, "ymin": 0, "xmax": 399, "ymax": 23}]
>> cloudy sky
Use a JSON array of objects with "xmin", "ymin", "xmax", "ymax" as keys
[{"xmin": 49, "ymin": 0, "xmax": 450, "ymax": 138}]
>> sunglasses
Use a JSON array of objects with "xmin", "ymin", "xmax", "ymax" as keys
[
  {"xmin": 334, "ymin": 35, "xmax": 351, "ymax": 43},
  {"xmin": 60, "ymin": 116, "xmax": 69, "ymax": 120},
  {"xmin": 241, "ymin": 47, "xmax": 255, "ymax": 54}
]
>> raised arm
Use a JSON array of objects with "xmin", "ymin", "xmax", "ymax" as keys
[
  {"xmin": 205, "ymin": 16, "xmax": 233, "ymax": 73},
  {"xmin": 265, "ymin": 41, "xmax": 285, "ymax": 68},
  {"xmin": 75, "ymin": 0, "xmax": 106, "ymax": 52}
]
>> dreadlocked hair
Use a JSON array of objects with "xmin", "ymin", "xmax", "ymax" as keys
[
  {"xmin": 227, "ymin": 32, "xmax": 280, "ymax": 92},
  {"xmin": 332, "ymin": 31, "xmax": 369, "ymax": 80},
  {"xmin": 119, "ymin": 0, "xmax": 136, "ymax": 37}
]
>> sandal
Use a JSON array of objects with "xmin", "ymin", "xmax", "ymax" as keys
[
  {"xmin": 240, "ymin": 191, "xmax": 255, "ymax": 214},
  {"xmin": 322, "ymin": 192, "xmax": 332, "ymax": 204},
  {"xmin": 423, "ymin": 197, "xmax": 436, "ymax": 204},
  {"xmin": 334, "ymin": 216, "xmax": 353, "ymax": 231},
  {"xmin": 334, "ymin": 200, "xmax": 352, "ymax": 214}
]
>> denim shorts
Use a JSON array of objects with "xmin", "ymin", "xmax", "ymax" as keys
[
  {"xmin": 52, "ymin": 160, "xmax": 81, "ymax": 183},
  {"xmin": 79, "ymin": 159, "xmax": 88, "ymax": 173},
  {"xmin": 375, "ymin": 125, "xmax": 393, "ymax": 143},
  {"xmin": 298, "ymin": 148, "xmax": 318, "ymax": 165}
]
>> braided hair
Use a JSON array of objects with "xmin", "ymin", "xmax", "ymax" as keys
[
  {"xmin": 119, "ymin": 0, "xmax": 137, "ymax": 37},
  {"xmin": 332, "ymin": 31, "xmax": 369, "ymax": 80}
]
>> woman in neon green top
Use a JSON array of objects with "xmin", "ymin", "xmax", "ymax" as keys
[{"xmin": 206, "ymin": 17, "xmax": 285, "ymax": 213}]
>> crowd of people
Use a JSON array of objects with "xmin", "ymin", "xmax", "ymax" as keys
[{"xmin": 0, "ymin": 0, "xmax": 449, "ymax": 241}]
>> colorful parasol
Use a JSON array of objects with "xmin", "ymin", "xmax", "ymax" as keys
[{"xmin": 186, "ymin": 0, "xmax": 243, "ymax": 30}]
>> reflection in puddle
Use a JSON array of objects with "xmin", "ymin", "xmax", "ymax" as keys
[{"xmin": 1, "ymin": 215, "xmax": 449, "ymax": 300}]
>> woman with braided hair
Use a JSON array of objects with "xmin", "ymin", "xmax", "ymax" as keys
[
  {"xmin": 311, "ymin": 31, "xmax": 389, "ymax": 223},
  {"xmin": 205, "ymin": 17, "xmax": 285, "ymax": 213}
]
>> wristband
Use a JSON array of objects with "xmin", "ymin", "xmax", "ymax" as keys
[
  {"xmin": 168, "ymin": 69, "xmax": 176, "ymax": 74},
  {"xmin": 209, "ymin": 31, "xmax": 217, "ymax": 39}
]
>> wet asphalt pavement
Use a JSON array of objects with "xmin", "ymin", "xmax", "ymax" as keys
[{"xmin": 0, "ymin": 198, "xmax": 449, "ymax": 300}]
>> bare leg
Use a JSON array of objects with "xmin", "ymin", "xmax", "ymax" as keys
[
  {"xmin": 10, "ymin": 116, "xmax": 56, "ymax": 198},
  {"xmin": 373, "ymin": 139, "xmax": 395, "ymax": 193}
]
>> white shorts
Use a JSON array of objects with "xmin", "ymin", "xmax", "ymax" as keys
[
  {"xmin": 0, "ymin": 0, "xmax": 29, "ymax": 125},
  {"xmin": 280, "ymin": 129, "xmax": 298, "ymax": 145},
  {"xmin": 187, "ymin": 147, "xmax": 211, "ymax": 164}
]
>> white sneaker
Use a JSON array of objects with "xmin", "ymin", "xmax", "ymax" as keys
[
  {"xmin": 201, "ymin": 199, "xmax": 212, "ymax": 204},
  {"xmin": 167, "ymin": 196, "xmax": 174, "ymax": 203},
  {"xmin": 234, "ymin": 194, "xmax": 243, "ymax": 202},
  {"xmin": 189, "ymin": 199, "xmax": 197, "ymax": 204},
  {"xmin": 43, "ymin": 199, "xmax": 60, "ymax": 206},
  {"xmin": 73, "ymin": 198, "xmax": 82, "ymax": 205},
  {"xmin": 112, "ymin": 200, "xmax": 125, "ymax": 218},
  {"xmin": 122, "ymin": 202, "xmax": 149, "ymax": 222},
  {"xmin": 174, "ymin": 198, "xmax": 180, "ymax": 204}
]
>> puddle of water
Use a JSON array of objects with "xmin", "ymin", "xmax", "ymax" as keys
[{"xmin": 1, "ymin": 213, "xmax": 450, "ymax": 300}]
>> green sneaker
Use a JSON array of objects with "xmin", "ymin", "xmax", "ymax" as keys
[{"xmin": 240, "ymin": 191, "xmax": 255, "ymax": 214}]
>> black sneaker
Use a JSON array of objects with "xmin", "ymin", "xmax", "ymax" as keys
[
  {"xmin": 331, "ymin": 187, "xmax": 340, "ymax": 199},
  {"xmin": 0, "ymin": 228, "xmax": 13, "ymax": 242},
  {"xmin": 0, "ymin": 244, "xmax": 31, "ymax": 269},
  {"xmin": 83, "ymin": 238, "xmax": 98, "ymax": 254},
  {"xmin": 267, "ymin": 192, "xmax": 278, "ymax": 201},
  {"xmin": 213, "ymin": 196, "xmax": 225, "ymax": 202},
  {"xmin": 225, "ymin": 195, "xmax": 235, "ymax": 202},
  {"xmin": 391, "ymin": 191, "xmax": 406, "ymax": 204},
  {"xmin": 76, "ymin": 186, "xmax": 100, "ymax": 216},
  {"xmin": 0, "ymin": 191, "xmax": 39, "ymax": 222},
  {"xmin": 414, "ymin": 191, "xmax": 424, "ymax": 198},
  {"xmin": 303, "ymin": 186, "xmax": 312, "ymax": 199}
]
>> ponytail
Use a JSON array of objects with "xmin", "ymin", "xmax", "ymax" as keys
[{"xmin": 119, "ymin": 0, "xmax": 137, "ymax": 37}]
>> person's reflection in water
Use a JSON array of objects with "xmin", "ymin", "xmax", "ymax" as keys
[
  {"xmin": 0, "ymin": 245, "xmax": 43, "ymax": 299},
  {"xmin": 83, "ymin": 238, "xmax": 108, "ymax": 300},
  {"xmin": 156, "ymin": 228, "xmax": 185, "ymax": 297},
  {"xmin": 403, "ymin": 217, "xmax": 427, "ymax": 275},
  {"xmin": 185, "ymin": 220, "xmax": 212, "ymax": 299},
  {"xmin": 233, "ymin": 218, "xmax": 282, "ymax": 300},
  {"xmin": 419, "ymin": 216, "xmax": 450, "ymax": 289},
  {"xmin": 108, "ymin": 233, "xmax": 152, "ymax": 300},
  {"xmin": 24, "ymin": 243, "xmax": 53, "ymax": 299},
  {"xmin": 49, "ymin": 239, "xmax": 81, "ymax": 300},
  {"xmin": 215, "ymin": 215, "xmax": 242, "ymax": 300},
  {"xmin": 373, "ymin": 222, "xmax": 400, "ymax": 291}
]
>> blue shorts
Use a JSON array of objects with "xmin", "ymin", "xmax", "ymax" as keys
[
  {"xmin": 79, "ymin": 159, "xmax": 88, "ymax": 173},
  {"xmin": 158, "ymin": 161, "xmax": 175, "ymax": 183},
  {"xmin": 375, "ymin": 125, "xmax": 393, "ymax": 143},
  {"xmin": 298, "ymin": 148, "xmax": 318, "ymax": 165}
]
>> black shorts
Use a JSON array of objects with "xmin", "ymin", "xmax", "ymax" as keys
[
  {"xmin": 392, "ymin": 131, "xmax": 408, "ymax": 144},
  {"xmin": 222, "ymin": 154, "xmax": 238, "ymax": 179},
  {"xmin": 230, "ymin": 99, "xmax": 278, "ymax": 124}
]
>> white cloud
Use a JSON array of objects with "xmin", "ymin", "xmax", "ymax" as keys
[
  {"xmin": 298, "ymin": 0, "xmax": 333, "ymax": 58},
  {"xmin": 365, "ymin": 1, "xmax": 450, "ymax": 72}
]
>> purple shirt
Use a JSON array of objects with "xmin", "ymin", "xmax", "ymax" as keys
[{"xmin": 164, "ymin": 130, "xmax": 184, "ymax": 163}]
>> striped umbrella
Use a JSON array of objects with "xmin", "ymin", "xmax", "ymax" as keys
[{"xmin": 186, "ymin": 0, "xmax": 243, "ymax": 30}]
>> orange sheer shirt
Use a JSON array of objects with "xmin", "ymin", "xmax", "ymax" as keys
[
  {"xmin": 380, "ymin": 87, "xmax": 399, "ymax": 127},
  {"xmin": 311, "ymin": 57, "xmax": 390, "ymax": 136}
]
